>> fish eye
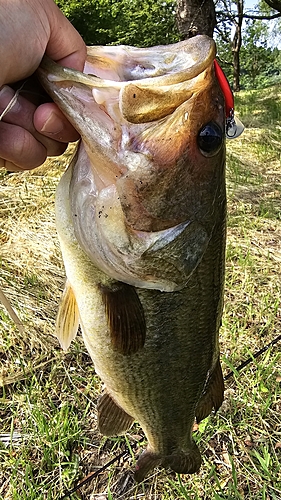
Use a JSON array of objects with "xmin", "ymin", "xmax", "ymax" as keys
[{"xmin": 197, "ymin": 122, "xmax": 223, "ymax": 157}]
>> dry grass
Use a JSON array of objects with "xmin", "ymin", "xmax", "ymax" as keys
[
  {"xmin": 0, "ymin": 152, "xmax": 70, "ymax": 386},
  {"xmin": 0, "ymin": 86, "xmax": 280, "ymax": 499}
]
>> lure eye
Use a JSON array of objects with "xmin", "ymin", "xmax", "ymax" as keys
[{"xmin": 197, "ymin": 122, "xmax": 223, "ymax": 157}]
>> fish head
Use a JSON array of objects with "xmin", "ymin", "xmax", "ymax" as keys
[{"xmin": 38, "ymin": 36, "xmax": 226, "ymax": 291}]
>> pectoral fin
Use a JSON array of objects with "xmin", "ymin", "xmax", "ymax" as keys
[
  {"xmin": 195, "ymin": 358, "xmax": 224, "ymax": 423},
  {"xmin": 56, "ymin": 280, "xmax": 79, "ymax": 351},
  {"xmin": 100, "ymin": 283, "xmax": 146, "ymax": 355},
  {"xmin": 97, "ymin": 392, "xmax": 134, "ymax": 436}
]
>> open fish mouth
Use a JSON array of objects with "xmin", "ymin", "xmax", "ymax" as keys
[
  {"xmin": 40, "ymin": 35, "xmax": 216, "ymax": 125},
  {"xmin": 38, "ymin": 35, "xmax": 225, "ymax": 291}
]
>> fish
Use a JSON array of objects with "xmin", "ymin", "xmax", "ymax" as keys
[{"xmin": 38, "ymin": 34, "xmax": 226, "ymax": 481}]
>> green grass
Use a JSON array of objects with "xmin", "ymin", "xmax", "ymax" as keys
[{"xmin": 1, "ymin": 85, "xmax": 281, "ymax": 499}]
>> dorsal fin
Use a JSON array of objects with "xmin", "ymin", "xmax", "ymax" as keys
[
  {"xmin": 100, "ymin": 283, "xmax": 146, "ymax": 356},
  {"xmin": 56, "ymin": 280, "xmax": 79, "ymax": 351}
]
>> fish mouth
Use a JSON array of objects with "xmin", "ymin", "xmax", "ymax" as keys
[
  {"xmin": 39, "ymin": 35, "xmax": 215, "ymax": 123},
  {"xmin": 38, "ymin": 36, "xmax": 225, "ymax": 291}
]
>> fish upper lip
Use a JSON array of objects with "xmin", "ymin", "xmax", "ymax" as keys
[
  {"xmin": 40, "ymin": 35, "xmax": 215, "ymax": 88},
  {"xmin": 39, "ymin": 35, "xmax": 215, "ymax": 125}
]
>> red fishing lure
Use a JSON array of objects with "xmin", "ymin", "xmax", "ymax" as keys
[{"xmin": 213, "ymin": 59, "xmax": 244, "ymax": 139}]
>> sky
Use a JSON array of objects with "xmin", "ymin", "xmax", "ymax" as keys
[{"xmin": 244, "ymin": 0, "xmax": 259, "ymax": 9}]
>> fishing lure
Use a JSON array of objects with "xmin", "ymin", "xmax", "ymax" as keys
[{"xmin": 214, "ymin": 59, "xmax": 244, "ymax": 139}]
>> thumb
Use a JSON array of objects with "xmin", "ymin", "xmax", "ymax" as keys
[{"xmin": 44, "ymin": 1, "xmax": 87, "ymax": 71}]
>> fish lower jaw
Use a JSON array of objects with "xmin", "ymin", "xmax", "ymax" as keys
[{"xmin": 134, "ymin": 444, "xmax": 202, "ymax": 482}]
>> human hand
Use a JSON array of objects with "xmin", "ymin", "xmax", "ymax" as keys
[{"xmin": 0, "ymin": 0, "xmax": 87, "ymax": 172}]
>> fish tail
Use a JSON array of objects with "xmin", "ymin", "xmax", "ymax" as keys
[{"xmin": 134, "ymin": 445, "xmax": 201, "ymax": 482}]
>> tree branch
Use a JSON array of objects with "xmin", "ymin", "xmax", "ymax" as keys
[
  {"xmin": 214, "ymin": 26, "xmax": 231, "ymax": 43},
  {"xmin": 216, "ymin": 56, "xmax": 233, "ymax": 67},
  {"xmin": 264, "ymin": 0, "xmax": 281, "ymax": 12},
  {"xmin": 244, "ymin": 12, "xmax": 281, "ymax": 19}
]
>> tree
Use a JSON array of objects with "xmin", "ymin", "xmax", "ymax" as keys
[
  {"xmin": 232, "ymin": 0, "xmax": 243, "ymax": 91},
  {"xmin": 215, "ymin": 0, "xmax": 281, "ymax": 90},
  {"xmin": 240, "ymin": 18, "xmax": 276, "ymax": 87},
  {"xmin": 215, "ymin": 0, "xmax": 247, "ymax": 92},
  {"xmin": 176, "ymin": 0, "xmax": 216, "ymax": 37},
  {"xmin": 56, "ymin": 0, "xmax": 180, "ymax": 47},
  {"xmin": 56, "ymin": 0, "xmax": 281, "ymax": 90}
]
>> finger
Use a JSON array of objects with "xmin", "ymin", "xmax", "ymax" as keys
[
  {"xmin": 0, "ymin": 85, "xmax": 79, "ymax": 144},
  {"xmin": 0, "ymin": 121, "xmax": 67, "ymax": 170},
  {"xmin": 46, "ymin": 2, "xmax": 87, "ymax": 71},
  {"xmin": 0, "ymin": 85, "xmax": 62, "ymax": 151},
  {"xmin": 0, "ymin": 85, "xmax": 72, "ymax": 157},
  {"xmin": 0, "ymin": 157, "xmax": 30, "ymax": 173},
  {"xmin": 0, "ymin": 120, "xmax": 46, "ymax": 169},
  {"xmin": 33, "ymin": 103, "xmax": 80, "ymax": 142}
]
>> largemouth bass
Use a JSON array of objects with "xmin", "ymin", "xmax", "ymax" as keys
[{"xmin": 38, "ymin": 35, "xmax": 226, "ymax": 481}]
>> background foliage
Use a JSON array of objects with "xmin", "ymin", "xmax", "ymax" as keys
[
  {"xmin": 55, "ymin": 0, "xmax": 180, "ymax": 47},
  {"xmin": 55, "ymin": 0, "xmax": 281, "ymax": 90},
  {"xmin": 215, "ymin": 0, "xmax": 281, "ymax": 90},
  {"xmin": 216, "ymin": 16, "xmax": 281, "ymax": 89}
]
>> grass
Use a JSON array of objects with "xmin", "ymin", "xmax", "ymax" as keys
[{"xmin": 0, "ymin": 84, "xmax": 281, "ymax": 499}]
